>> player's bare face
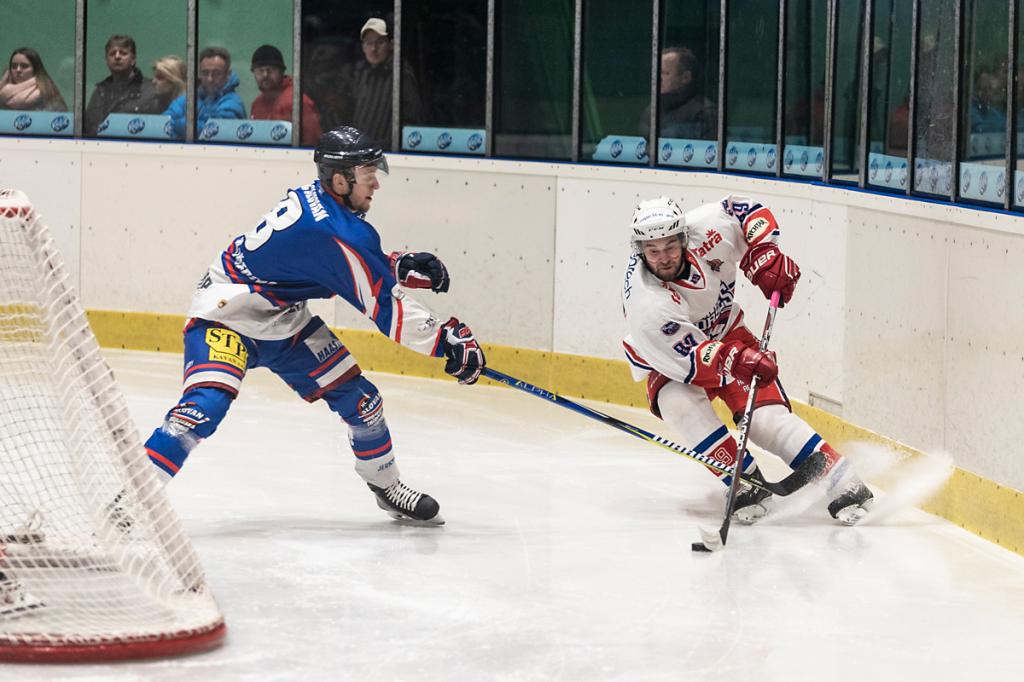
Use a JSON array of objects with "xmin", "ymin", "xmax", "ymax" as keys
[
  {"xmin": 641, "ymin": 235, "xmax": 685, "ymax": 281},
  {"xmin": 348, "ymin": 166, "xmax": 381, "ymax": 213}
]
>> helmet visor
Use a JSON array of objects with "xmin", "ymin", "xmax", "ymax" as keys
[{"xmin": 358, "ymin": 155, "xmax": 389, "ymax": 176}]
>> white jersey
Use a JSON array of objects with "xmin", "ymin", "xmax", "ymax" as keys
[{"xmin": 621, "ymin": 195, "xmax": 780, "ymax": 387}]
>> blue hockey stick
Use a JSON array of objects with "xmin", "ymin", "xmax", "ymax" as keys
[{"xmin": 481, "ymin": 367, "xmax": 825, "ymax": 497}]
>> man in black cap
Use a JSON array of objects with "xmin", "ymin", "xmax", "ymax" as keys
[{"xmin": 250, "ymin": 44, "xmax": 322, "ymax": 145}]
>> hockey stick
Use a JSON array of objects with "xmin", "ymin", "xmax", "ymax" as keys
[
  {"xmin": 692, "ymin": 290, "xmax": 782, "ymax": 553},
  {"xmin": 481, "ymin": 366, "xmax": 825, "ymax": 497}
]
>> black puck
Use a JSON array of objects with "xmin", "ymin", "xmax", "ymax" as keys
[{"xmin": 691, "ymin": 542, "xmax": 711, "ymax": 552}]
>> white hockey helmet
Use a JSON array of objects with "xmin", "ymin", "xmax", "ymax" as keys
[{"xmin": 630, "ymin": 196, "xmax": 687, "ymax": 247}]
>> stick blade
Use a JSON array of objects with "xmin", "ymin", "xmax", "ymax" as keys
[{"xmin": 691, "ymin": 526, "xmax": 724, "ymax": 553}]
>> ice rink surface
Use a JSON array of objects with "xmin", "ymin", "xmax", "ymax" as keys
[{"xmin": 4, "ymin": 349, "xmax": 1023, "ymax": 682}]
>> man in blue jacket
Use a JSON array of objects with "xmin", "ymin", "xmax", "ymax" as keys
[{"xmin": 165, "ymin": 46, "xmax": 245, "ymax": 138}]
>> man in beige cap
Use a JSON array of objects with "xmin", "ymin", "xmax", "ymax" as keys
[{"xmin": 348, "ymin": 17, "xmax": 421, "ymax": 146}]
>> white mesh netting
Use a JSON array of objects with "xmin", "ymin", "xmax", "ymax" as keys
[{"xmin": 0, "ymin": 189, "xmax": 224, "ymax": 661}]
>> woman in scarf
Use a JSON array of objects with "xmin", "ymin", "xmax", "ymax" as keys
[{"xmin": 0, "ymin": 48, "xmax": 68, "ymax": 111}]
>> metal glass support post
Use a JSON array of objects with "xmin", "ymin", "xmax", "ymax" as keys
[
  {"xmin": 485, "ymin": 0, "xmax": 495, "ymax": 157},
  {"xmin": 74, "ymin": 0, "xmax": 84, "ymax": 138},
  {"xmin": 857, "ymin": 0, "xmax": 874, "ymax": 188},
  {"xmin": 1005, "ymin": 0, "xmax": 1019, "ymax": 210},
  {"xmin": 906, "ymin": 0, "xmax": 920, "ymax": 196},
  {"xmin": 950, "ymin": 0, "xmax": 963, "ymax": 202},
  {"xmin": 775, "ymin": 0, "xmax": 787, "ymax": 178},
  {"xmin": 392, "ymin": 0, "xmax": 402, "ymax": 151},
  {"xmin": 291, "ymin": 0, "xmax": 302, "ymax": 147},
  {"xmin": 717, "ymin": 0, "xmax": 728, "ymax": 172},
  {"xmin": 571, "ymin": 0, "xmax": 582, "ymax": 163},
  {"xmin": 648, "ymin": 0, "xmax": 660, "ymax": 168},
  {"xmin": 822, "ymin": 0, "xmax": 838, "ymax": 182},
  {"xmin": 186, "ymin": 0, "xmax": 197, "ymax": 143}
]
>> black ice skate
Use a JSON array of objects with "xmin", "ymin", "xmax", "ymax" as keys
[
  {"xmin": 731, "ymin": 468, "xmax": 773, "ymax": 525},
  {"xmin": 827, "ymin": 480, "xmax": 874, "ymax": 526},
  {"xmin": 368, "ymin": 481, "xmax": 444, "ymax": 525}
]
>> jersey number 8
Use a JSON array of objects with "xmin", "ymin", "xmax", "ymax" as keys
[{"xmin": 243, "ymin": 192, "xmax": 304, "ymax": 250}]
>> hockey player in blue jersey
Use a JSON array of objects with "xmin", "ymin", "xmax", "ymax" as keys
[{"xmin": 140, "ymin": 126, "xmax": 485, "ymax": 524}]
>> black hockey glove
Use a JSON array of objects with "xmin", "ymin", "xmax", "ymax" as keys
[
  {"xmin": 440, "ymin": 317, "xmax": 485, "ymax": 385},
  {"xmin": 389, "ymin": 251, "xmax": 450, "ymax": 293}
]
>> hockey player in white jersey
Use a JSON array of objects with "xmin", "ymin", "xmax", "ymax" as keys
[
  {"xmin": 139, "ymin": 126, "xmax": 485, "ymax": 525},
  {"xmin": 621, "ymin": 196, "xmax": 872, "ymax": 524}
]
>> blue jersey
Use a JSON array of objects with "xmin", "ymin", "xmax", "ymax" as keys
[{"xmin": 188, "ymin": 180, "xmax": 444, "ymax": 356}]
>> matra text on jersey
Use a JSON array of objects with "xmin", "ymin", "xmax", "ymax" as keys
[{"xmin": 693, "ymin": 229, "xmax": 723, "ymax": 258}]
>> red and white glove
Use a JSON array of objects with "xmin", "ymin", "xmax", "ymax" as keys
[
  {"xmin": 740, "ymin": 243, "xmax": 800, "ymax": 306},
  {"xmin": 440, "ymin": 318, "xmax": 485, "ymax": 385},
  {"xmin": 723, "ymin": 344, "xmax": 778, "ymax": 385},
  {"xmin": 389, "ymin": 251, "xmax": 450, "ymax": 293}
]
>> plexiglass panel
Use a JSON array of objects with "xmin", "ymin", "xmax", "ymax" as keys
[
  {"xmin": 401, "ymin": 0, "xmax": 486, "ymax": 155},
  {"xmin": 867, "ymin": 0, "xmax": 913, "ymax": 192},
  {"xmin": 913, "ymin": 0, "xmax": 956, "ymax": 197},
  {"xmin": 958, "ymin": 0, "xmax": 1009, "ymax": 205},
  {"xmin": 724, "ymin": 0, "xmax": 779, "ymax": 173},
  {"xmin": 783, "ymin": 0, "xmax": 827, "ymax": 178},
  {"xmin": 580, "ymin": 0, "xmax": 653, "ymax": 164},
  {"xmin": 657, "ymin": 0, "xmax": 720, "ymax": 169},
  {"xmin": 0, "ymin": 0, "xmax": 75, "ymax": 137},
  {"xmin": 197, "ymin": 0, "xmax": 300, "ymax": 146},
  {"xmin": 494, "ymin": 0, "xmax": 573, "ymax": 160},
  {"xmin": 301, "ymin": 2, "xmax": 393, "ymax": 147},
  {"xmin": 84, "ymin": 0, "xmax": 187, "ymax": 140},
  {"xmin": 829, "ymin": 0, "xmax": 865, "ymax": 183}
]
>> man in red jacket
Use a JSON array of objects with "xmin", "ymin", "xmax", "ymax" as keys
[{"xmin": 250, "ymin": 44, "xmax": 322, "ymax": 146}]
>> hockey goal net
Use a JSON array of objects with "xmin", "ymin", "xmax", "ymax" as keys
[{"xmin": 0, "ymin": 189, "xmax": 225, "ymax": 662}]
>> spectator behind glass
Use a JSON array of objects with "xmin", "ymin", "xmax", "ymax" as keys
[
  {"xmin": 347, "ymin": 17, "xmax": 422, "ymax": 146},
  {"xmin": 165, "ymin": 46, "xmax": 246, "ymax": 138},
  {"xmin": 639, "ymin": 46, "xmax": 716, "ymax": 140},
  {"xmin": 968, "ymin": 67, "xmax": 1007, "ymax": 136},
  {"xmin": 84, "ymin": 35, "xmax": 157, "ymax": 135},
  {"xmin": 149, "ymin": 55, "xmax": 186, "ymax": 114},
  {"xmin": 0, "ymin": 48, "xmax": 67, "ymax": 111},
  {"xmin": 249, "ymin": 44, "xmax": 322, "ymax": 146}
]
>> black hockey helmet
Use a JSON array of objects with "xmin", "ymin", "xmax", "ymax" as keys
[{"xmin": 313, "ymin": 126, "xmax": 389, "ymax": 187}]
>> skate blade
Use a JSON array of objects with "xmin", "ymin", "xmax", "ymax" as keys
[
  {"xmin": 384, "ymin": 510, "xmax": 445, "ymax": 526},
  {"xmin": 834, "ymin": 503, "xmax": 871, "ymax": 526},
  {"xmin": 377, "ymin": 502, "xmax": 445, "ymax": 526}
]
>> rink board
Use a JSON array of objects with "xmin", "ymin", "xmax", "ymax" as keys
[{"xmin": 0, "ymin": 137, "xmax": 1022, "ymax": 553}]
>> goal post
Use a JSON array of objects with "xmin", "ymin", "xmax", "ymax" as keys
[{"xmin": 0, "ymin": 189, "xmax": 226, "ymax": 662}]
